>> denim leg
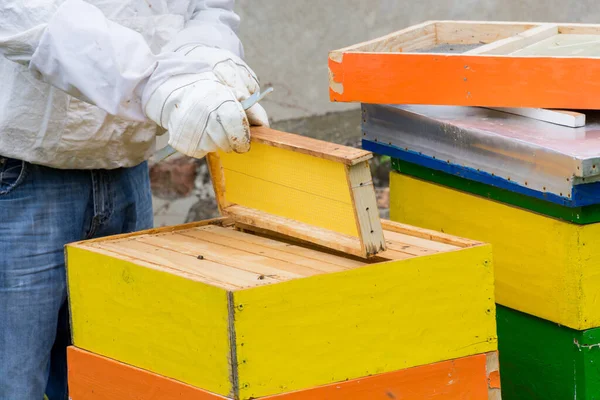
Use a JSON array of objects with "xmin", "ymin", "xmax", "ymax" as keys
[
  {"xmin": 0, "ymin": 157, "xmax": 153, "ymax": 400},
  {"xmin": 89, "ymin": 161, "xmax": 154, "ymax": 238},
  {"xmin": 44, "ymin": 161, "xmax": 153, "ymax": 400},
  {"xmin": 0, "ymin": 159, "xmax": 92, "ymax": 400}
]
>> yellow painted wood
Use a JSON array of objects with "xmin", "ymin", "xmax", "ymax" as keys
[
  {"xmin": 218, "ymin": 142, "xmax": 359, "ymax": 237},
  {"xmin": 232, "ymin": 245, "xmax": 497, "ymax": 399},
  {"xmin": 67, "ymin": 221, "xmax": 496, "ymax": 399},
  {"xmin": 389, "ymin": 172, "xmax": 600, "ymax": 330},
  {"xmin": 66, "ymin": 246, "xmax": 233, "ymax": 397}
]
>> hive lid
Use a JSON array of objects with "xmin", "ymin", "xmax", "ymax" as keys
[{"xmin": 206, "ymin": 126, "xmax": 386, "ymax": 258}]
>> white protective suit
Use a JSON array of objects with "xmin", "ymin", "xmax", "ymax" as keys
[{"xmin": 0, "ymin": 0, "xmax": 260, "ymax": 169}]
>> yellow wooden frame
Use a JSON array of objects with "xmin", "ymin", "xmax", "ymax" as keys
[{"xmin": 207, "ymin": 127, "xmax": 386, "ymax": 258}]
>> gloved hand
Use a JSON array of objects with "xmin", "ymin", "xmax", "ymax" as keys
[
  {"xmin": 144, "ymin": 46, "xmax": 269, "ymax": 159},
  {"xmin": 180, "ymin": 46, "xmax": 270, "ymax": 128}
]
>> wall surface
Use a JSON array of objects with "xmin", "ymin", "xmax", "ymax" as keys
[{"xmin": 152, "ymin": 0, "xmax": 600, "ymax": 226}]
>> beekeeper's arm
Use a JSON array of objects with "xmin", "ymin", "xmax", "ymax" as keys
[{"xmin": 0, "ymin": 0, "xmax": 267, "ymax": 158}]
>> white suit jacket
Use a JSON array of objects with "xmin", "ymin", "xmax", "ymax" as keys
[{"xmin": 0, "ymin": 0, "xmax": 243, "ymax": 169}]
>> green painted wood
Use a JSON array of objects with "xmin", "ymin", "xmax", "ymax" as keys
[
  {"xmin": 497, "ymin": 305, "xmax": 600, "ymax": 399},
  {"xmin": 391, "ymin": 158, "xmax": 600, "ymax": 224}
]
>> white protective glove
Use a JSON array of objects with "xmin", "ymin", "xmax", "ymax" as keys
[{"xmin": 145, "ymin": 46, "xmax": 269, "ymax": 159}]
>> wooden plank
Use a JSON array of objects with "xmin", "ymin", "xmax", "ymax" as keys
[
  {"xmin": 511, "ymin": 33, "xmax": 600, "ymax": 56},
  {"xmin": 92, "ymin": 240, "xmax": 277, "ymax": 289},
  {"xmin": 68, "ymin": 217, "xmax": 230, "ymax": 246},
  {"xmin": 67, "ymin": 347, "xmax": 227, "ymax": 400},
  {"xmin": 329, "ymin": 49, "xmax": 600, "ymax": 109},
  {"xmin": 390, "ymin": 171, "xmax": 600, "ymax": 329},
  {"xmin": 465, "ymin": 24, "xmax": 558, "ymax": 55},
  {"xmin": 329, "ymin": 21, "xmax": 436, "ymax": 59},
  {"xmin": 383, "ymin": 230, "xmax": 459, "ymax": 252},
  {"xmin": 67, "ymin": 346, "xmax": 498, "ymax": 400},
  {"xmin": 381, "ymin": 219, "xmax": 480, "ymax": 248},
  {"xmin": 233, "ymin": 245, "xmax": 497, "ymax": 399},
  {"xmin": 138, "ymin": 233, "xmax": 320, "ymax": 278},
  {"xmin": 346, "ymin": 161, "xmax": 386, "ymax": 256},
  {"xmin": 190, "ymin": 225, "xmax": 364, "ymax": 269},
  {"xmin": 66, "ymin": 246, "xmax": 234, "ymax": 397},
  {"xmin": 434, "ymin": 20, "xmax": 538, "ymax": 44},
  {"xmin": 559, "ymin": 23, "xmax": 600, "ymax": 35},
  {"xmin": 250, "ymin": 126, "xmax": 372, "ymax": 166},
  {"xmin": 486, "ymin": 107, "xmax": 586, "ymax": 127},
  {"xmin": 223, "ymin": 205, "xmax": 367, "ymax": 258},
  {"xmin": 486, "ymin": 352, "xmax": 501, "ymax": 400}
]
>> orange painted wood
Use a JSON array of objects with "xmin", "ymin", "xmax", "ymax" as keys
[
  {"xmin": 67, "ymin": 347, "xmax": 227, "ymax": 400},
  {"xmin": 329, "ymin": 53, "xmax": 600, "ymax": 109},
  {"xmin": 265, "ymin": 352, "xmax": 492, "ymax": 400},
  {"xmin": 67, "ymin": 347, "xmax": 497, "ymax": 400}
]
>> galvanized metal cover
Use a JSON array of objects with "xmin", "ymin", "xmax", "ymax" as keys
[{"xmin": 362, "ymin": 104, "xmax": 600, "ymax": 198}]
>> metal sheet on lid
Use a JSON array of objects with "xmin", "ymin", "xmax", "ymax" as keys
[{"xmin": 362, "ymin": 104, "xmax": 600, "ymax": 197}]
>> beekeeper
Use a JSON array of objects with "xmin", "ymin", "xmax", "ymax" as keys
[{"xmin": 0, "ymin": 1, "xmax": 268, "ymax": 398}]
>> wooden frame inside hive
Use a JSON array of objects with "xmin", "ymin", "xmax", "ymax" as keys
[{"xmin": 206, "ymin": 126, "xmax": 386, "ymax": 258}]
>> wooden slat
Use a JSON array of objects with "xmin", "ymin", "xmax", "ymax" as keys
[
  {"xmin": 511, "ymin": 33, "xmax": 600, "ymax": 56},
  {"xmin": 92, "ymin": 240, "xmax": 277, "ymax": 289},
  {"xmin": 373, "ymin": 248, "xmax": 415, "ymax": 260},
  {"xmin": 384, "ymin": 240, "xmax": 440, "ymax": 256},
  {"xmin": 435, "ymin": 20, "xmax": 538, "ymax": 45},
  {"xmin": 181, "ymin": 229, "xmax": 350, "ymax": 273},
  {"xmin": 329, "ymin": 21, "xmax": 436, "ymax": 61},
  {"xmin": 486, "ymin": 107, "xmax": 586, "ymax": 127},
  {"xmin": 329, "ymin": 49, "xmax": 600, "ymax": 109},
  {"xmin": 251, "ymin": 126, "xmax": 372, "ymax": 166},
  {"xmin": 384, "ymin": 230, "xmax": 460, "ymax": 252},
  {"xmin": 71, "ymin": 244, "xmax": 240, "ymax": 291},
  {"xmin": 193, "ymin": 225, "xmax": 364, "ymax": 269},
  {"xmin": 346, "ymin": 161, "xmax": 386, "ymax": 256},
  {"xmin": 68, "ymin": 217, "xmax": 230, "ymax": 246},
  {"xmin": 465, "ymin": 24, "xmax": 558, "ymax": 55},
  {"xmin": 381, "ymin": 219, "xmax": 480, "ymax": 248},
  {"xmin": 137, "ymin": 234, "xmax": 318, "ymax": 279},
  {"xmin": 220, "ymin": 205, "xmax": 366, "ymax": 258},
  {"xmin": 559, "ymin": 23, "xmax": 600, "ymax": 35}
]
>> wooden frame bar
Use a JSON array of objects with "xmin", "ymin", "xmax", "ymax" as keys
[
  {"xmin": 329, "ymin": 20, "xmax": 600, "ymax": 109},
  {"xmin": 207, "ymin": 127, "xmax": 386, "ymax": 259}
]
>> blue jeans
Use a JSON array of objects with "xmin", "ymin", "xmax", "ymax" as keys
[{"xmin": 0, "ymin": 157, "xmax": 153, "ymax": 400}]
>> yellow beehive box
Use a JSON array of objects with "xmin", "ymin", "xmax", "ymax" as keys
[
  {"xmin": 389, "ymin": 171, "xmax": 600, "ymax": 330},
  {"xmin": 66, "ymin": 129, "xmax": 497, "ymax": 400}
]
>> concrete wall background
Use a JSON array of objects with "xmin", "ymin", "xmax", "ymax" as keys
[{"xmin": 152, "ymin": 0, "xmax": 600, "ymax": 226}]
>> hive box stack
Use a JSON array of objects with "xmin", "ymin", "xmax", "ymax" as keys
[
  {"xmin": 330, "ymin": 20, "xmax": 600, "ymax": 399},
  {"xmin": 65, "ymin": 127, "xmax": 499, "ymax": 400},
  {"xmin": 362, "ymin": 105, "xmax": 600, "ymax": 399}
]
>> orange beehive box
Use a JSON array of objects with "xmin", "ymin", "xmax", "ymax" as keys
[
  {"xmin": 67, "ymin": 347, "xmax": 500, "ymax": 400},
  {"xmin": 329, "ymin": 21, "xmax": 600, "ymax": 109}
]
